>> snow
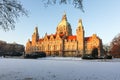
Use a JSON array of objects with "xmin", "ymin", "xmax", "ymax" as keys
[{"xmin": 0, "ymin": 57, "xmax": 120, "ymax": 80}]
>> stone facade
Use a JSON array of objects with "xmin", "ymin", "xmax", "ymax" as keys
[{"xmin": 25, "ymin": 13, "xmax": 104, "ymax": 57}]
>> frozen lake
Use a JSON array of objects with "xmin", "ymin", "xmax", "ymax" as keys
[{"xmin": 0, "ymin": 57, "xmax": 120, "ymax": 80}]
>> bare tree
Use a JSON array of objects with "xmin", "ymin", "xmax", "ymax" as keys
[
  {"xmin": 42, "ymin": 0, "xmax": 84, "ymax": 12},
  {"xmin": 0, "ymin": 0, "xmax": 27, "ymax": 31},
  {"xmin": 110, "ymin": 33, "xmax": 120, "ymax": 58},
  {"xmin": 0, "ymin": 0, "xmax": 83, "ymax": 31}
]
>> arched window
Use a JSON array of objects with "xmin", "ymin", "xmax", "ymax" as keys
[
  {"xmin": 54, "ymin": 45, "xmax": 56, "ymax": 51},
  {"xmin": 72, "ymin": 45, "xmax": 74, "ymax": 50},
  {"xmin": 39, "ymin": 47, "xmax": 41, "ymax": 51},
  {"xmin": 42, "ymin": 45, "xmax": 44, "ymax": 51}
]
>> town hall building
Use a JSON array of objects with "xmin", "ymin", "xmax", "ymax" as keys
[{"xmin": 25, "ymin": 13, "xmax": 104, "ymax": 57}]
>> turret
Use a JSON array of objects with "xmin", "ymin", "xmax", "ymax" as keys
[
  {"xmin": 76, "ymin": 19, "xmax": 85, "ymax": 54},
  {"xmin": 32, "ymin": 27, "xmax": 39, "ymax": 46}
]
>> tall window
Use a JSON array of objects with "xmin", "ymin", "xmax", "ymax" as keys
[
  {"xmin": 54, "ymin": 45, "xmax": 56, "ymax": 51},
  {"xmin": 72, "ymin": 45, "xmax": 74, "ymax": 50},
  {"xmin": 56, "ymin": 45, "xmax": 59, "ymax": 50},
  {"xmin": 42, "ymin": 45, "xmax": 44, "ymax": 51},
  {"xmin": 39, "ymin": 47, "xmax": 41, "ymax": 51}
]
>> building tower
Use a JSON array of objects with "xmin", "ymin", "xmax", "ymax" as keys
[
  {"xmin": 32, "ymin": 27, "xmax": 39, "ymax": 46},
  {"xmin": 76, "ymin": 19, "xmax": 85, "ymax": 55},
  {"xmin": 56, "ymin": 13, "xmax": 72, "ymax": 36}
]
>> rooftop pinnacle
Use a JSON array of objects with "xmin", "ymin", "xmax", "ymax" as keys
[
  {"xmin": 62, "ymin": 12, "xmax": 67, "ymax": 21},
  {"xmin": 78, "ymin": 19, "xmax": 83, "ymax": 28}
]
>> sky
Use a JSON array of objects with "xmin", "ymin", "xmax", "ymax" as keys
[{"xmin": 0, "ymin": 0, "xmax": 120, "ymax": 46}]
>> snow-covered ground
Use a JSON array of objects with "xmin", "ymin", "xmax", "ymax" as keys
[{"xmin": 0, "ymin": 57, "xmax": 120, "ymax": 80}]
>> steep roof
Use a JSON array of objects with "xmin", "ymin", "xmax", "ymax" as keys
[
  {"xmin": 39, "ymin": 39, "xmax": 44, "ymax": 42},
  {"xmin": 85, "ymin": 37, "xmax": 92, "ymax": 41},
  {"xmin": 67, "ymin": 35, "xmax": 76, "ymax": 40},
  {"xmin": 46, "ymin": 34, "xmax": 65, "ymax": 39}
]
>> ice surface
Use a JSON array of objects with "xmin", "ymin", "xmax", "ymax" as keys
[{"xmin": 0, "ymin": 57, "xmax": 120, "ymax": 80}]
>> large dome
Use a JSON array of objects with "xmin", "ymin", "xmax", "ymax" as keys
[{"xmin": 56, "ymin": 13, "xmax": 72, "ymax": 36}]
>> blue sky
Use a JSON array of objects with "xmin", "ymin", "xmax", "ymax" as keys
[{"xmin": 0, "ymin": 0, "xmax": 120, "ymax": 45}]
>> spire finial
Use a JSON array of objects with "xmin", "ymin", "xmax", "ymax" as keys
[
  {"xmin": 28, "ymin": 38, "xmax": 30, "ymax": 42},
  {"xmin": 79, "ymin": 19, "xmax": 82, "ymax": 23},
  {"xmin": 62, "ymin": 12, "xmax": 67, "ymax": 21},
  {"xmin": 34, "ymin": 26, "xmax": 38, "ymax": 34},
  {"xmin": 45, "ymin": 32, "xmax": 47, "ymax": 36},
  {"xmin": 63, "ymin": 11, "xmax": 66, "ymax": 16},
  {"xmin": 78, "ymin": 19, "xmax": 83, "ymax": 27}
]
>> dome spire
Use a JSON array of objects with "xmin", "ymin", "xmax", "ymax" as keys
[
  {"xmin": 62, "ymin": 12, "xmax": 67, "ymax": 21},
  {"xmin": 56, "ymin": 13, "xmax": 72, "ymax": 36}
]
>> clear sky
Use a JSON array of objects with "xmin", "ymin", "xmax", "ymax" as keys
[{"xmin": 0, "ymin": 0, "xmax": 120, "ymax": 46}]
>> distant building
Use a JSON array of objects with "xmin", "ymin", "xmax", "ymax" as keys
[{"xmin": 25, "ymin": 13, "xmax": 104, "ymax": 57}]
